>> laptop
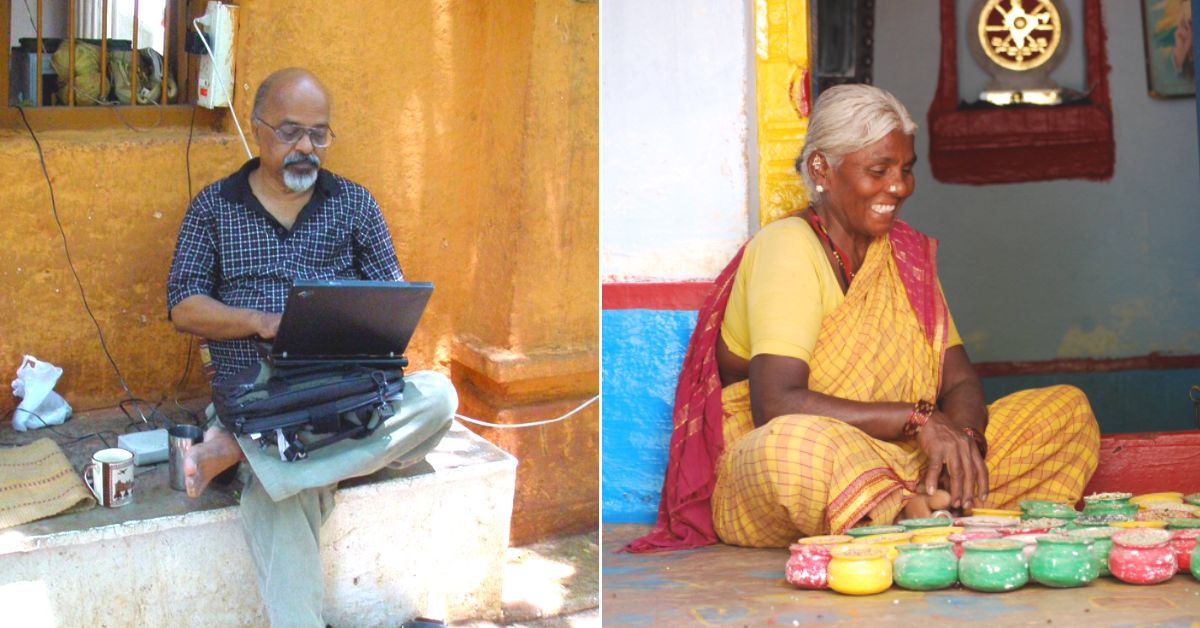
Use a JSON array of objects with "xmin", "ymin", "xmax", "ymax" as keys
[{"xmin": 262, "ymin": 279, "xmax": 433, "ymax": 367}]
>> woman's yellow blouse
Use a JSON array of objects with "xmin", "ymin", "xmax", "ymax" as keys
[{"xmin": 719, "ymin": 218, "xmax": 963, "ymax": 363}]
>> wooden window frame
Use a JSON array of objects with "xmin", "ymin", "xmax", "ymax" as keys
[{"xmin": 0, "ymin": 0, "xmax": 223, "ymax": 130}]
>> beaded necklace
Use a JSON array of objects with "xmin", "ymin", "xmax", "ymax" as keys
[{"xmin": 804, "ymin": 210, "xmax": 857, "ymax": 288}]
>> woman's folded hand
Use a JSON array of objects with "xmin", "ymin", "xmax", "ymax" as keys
[{"xmin": 916, "ymin": 411, "xmax": 988, "ymax": 511}]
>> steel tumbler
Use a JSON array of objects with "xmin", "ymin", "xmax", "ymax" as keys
[{"xmin": 168, "ymin": 424, "xmax": 204, "ymax": 491}]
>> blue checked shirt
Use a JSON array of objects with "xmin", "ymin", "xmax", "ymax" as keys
[{"xmin": 167, "ymin": 158, "xmax": 403, "ymax": 383}]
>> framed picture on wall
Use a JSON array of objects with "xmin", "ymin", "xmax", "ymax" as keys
[{"xmin": 1141, "ymin": 0, "xmax": 1196, "ymax": 98}]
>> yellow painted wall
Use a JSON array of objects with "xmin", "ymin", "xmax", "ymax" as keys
[{"xmin": 0, "ymin": 0, "xmax": 597, "ymax": 540}]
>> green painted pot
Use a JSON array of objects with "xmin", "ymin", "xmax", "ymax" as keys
[
  {"xmin": 846, "ymin": 525, "xmax": 907, "ymax": 538},
  {"xmin": 1072, "ymin": 513, "xmax": 1133, "ymax": 528},
  {"xmin": 1030, "ymin": 536, "xmax": 1098, "ymax": 588},
  {"xmin": 1184, "ymin": 493, "xmax": 1200, "ymax": 508},
  {"xmin": 1066, "ymin": 527, "xmax": 1117, "ymax": 577},
  {"xmin": 1192, "ymin": 542, "xmax": 1200, "ymax": 581},
  {"xmin": 1082, "ymin": 501, "xmax": 1138, "ymax": 519},
  {"xmin": 1168, "ymin": 518, "xmax": 1200, "ymax": 530},
  {"xmin": 898, "ymin": 517, "xmax": 954, "ymax": 530},
  {"xmin": 1021, "ymin": 501, "xmax": 1078, "ymax": 521},
  {"xmin": 959, "ymin": 539, "xmax": 1029, "ymax": 593},
  {"xmin": 893, "ymin": 542, "xmax": 958, "ymax": 591}
]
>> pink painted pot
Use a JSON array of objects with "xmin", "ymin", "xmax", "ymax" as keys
[
  {"xmin": 1110, "ymin": 529, "xmax": 1178, "ymax": 585},
  {"xmin": 1170, "ymin": 529, "xmax": 1200, "ymax": 572},
  {"xmin": 948, "ymin": 530, "xmax": 1002, "ymax": 559},
  {"xmin": 786, "ymin": 543, "xmax": 834, "ymax": 590}
]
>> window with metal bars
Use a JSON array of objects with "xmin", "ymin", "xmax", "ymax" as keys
[{"xmin": 1, "ymin": 0, "xmax": 223, "ymax": 128}]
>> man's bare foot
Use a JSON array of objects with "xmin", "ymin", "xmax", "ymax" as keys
[
  {"xmin": 183, "ymin": 426, "xmax": 245, "ymax": 498},
  {"xmin": 902, "ymin": 489, "xmax": 953, "ymax": 520}
]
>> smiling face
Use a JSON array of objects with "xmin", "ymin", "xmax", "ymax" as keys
[{"xmin": 812, "ymin": 129, "xmax": 916, "ymax": 239}]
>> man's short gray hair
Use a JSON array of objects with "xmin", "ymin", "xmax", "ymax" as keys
[{"xmin": 796, "ymin": 84, "xmax": 917, "ymax": 197}]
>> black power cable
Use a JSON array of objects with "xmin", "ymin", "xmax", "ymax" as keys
[{"xmin": 12, "ymin": 106, "xmax": 201, "ymax": 441}]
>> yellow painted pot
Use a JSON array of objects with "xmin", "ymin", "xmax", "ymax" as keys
[
  {"xmin": 1130, "ymin": 493, "xmax": 1184, "ymax": 506},
  {"xmin": 796, "ymin": 534, "xmax": 854, "ymax": 547},
  {"xmin": 968, "ymin": 508, "xmax": 1023, "ymax": 518},
  {"xmin": 852, "ymin": 532, "xmax": 913, "ymax": 561},
  {"xmin": 827, "ymin": 545, "xmax": 893, "ymax": 595},
  {"xmin": 911, "ymin": 526, "xmax": 965, "ymax": 545},
  {"xmin": 1111, "ymin": 520, "xmax": 1169, "ymax": 529},
  {"xmin": 1137, "ymin": 501, "xmax": 1200, "ymax": 513}
]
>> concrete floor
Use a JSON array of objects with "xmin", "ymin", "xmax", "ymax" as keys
[{"xmin": 603, "ymin": 524, "xmax": 1200, "ymax": 627}]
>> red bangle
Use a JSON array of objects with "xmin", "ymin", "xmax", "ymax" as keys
[
  {"xmin": 962, "ymin": 426, "xmax": 988, "ymax": 458},
  {"xmin": 903, "ymin": 400, "xmax": 935, "ymax": 438}
]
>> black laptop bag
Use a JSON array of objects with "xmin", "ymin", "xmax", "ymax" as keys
[{"xmin": 213, "ymin": 360, "xmax": 406, "ymax": 461}]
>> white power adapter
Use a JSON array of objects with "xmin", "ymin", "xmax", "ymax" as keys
[{"xmin": 117, "ymin": 428, "xmax": 169, "ymax": 466}]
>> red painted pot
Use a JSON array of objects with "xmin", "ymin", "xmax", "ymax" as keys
[
  {"xmin": 1170, "ymin": 530, "xmax": 1200, "ymax": 572},
  {"xmin": 787, "ymin": 543, "xmax": 834, "ymax": 590},
  {"xmin": 1110, "ymin": 529, "xmax": 1178, "ymax": 585},
  {"xmin": 948, "ymin": 530, "xmax": 1002, "ymax": 559}
]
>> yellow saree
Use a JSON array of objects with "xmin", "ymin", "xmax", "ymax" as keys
[{"xmin": 710, "ymin": 236, "xmax": 1100, "ymax": 547}]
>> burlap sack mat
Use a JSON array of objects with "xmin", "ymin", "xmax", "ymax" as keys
[{"xmin": 0, "ymin": 438, "xmax": 95, "ymax": 530}]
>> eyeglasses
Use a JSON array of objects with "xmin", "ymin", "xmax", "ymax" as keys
[{"xmin": 253, "ymin": 116, "xmax": 335, "ymax": 148}]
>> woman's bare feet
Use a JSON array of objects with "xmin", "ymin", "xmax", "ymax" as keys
[
  {"xmin": 183, "ymin": 426, "xmax": 245, "ymax": 498},
  {"xmin": 902, "ymin": 489, "xmax": 953, "ymax": 520}
]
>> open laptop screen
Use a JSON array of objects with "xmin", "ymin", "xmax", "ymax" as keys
[{"xmin": 269, "ymin": 280, "xmax": 433, "ymax": 364}]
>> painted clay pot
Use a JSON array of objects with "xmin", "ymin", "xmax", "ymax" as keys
[
  {"xmin": 998, "ymin": 518, "xmax": 1067, "ymax": 536},
  {"xmin": 1082, "ymin": 500, "xmax": 1139, "ymax": 520},
  {"xmin": 1192, "ymin": 542, "xmax": 1200, "ymax": 581},
  {"xmin": 1185, "ymin": 493, "xmax": 1200, "ymax": 508},
  {"xmin": 1169, "ymin": 529, "xmax": 1200, "ymax": 572},
  {"xmin": 1138, "ymin": 507, "xmax": 1197, "ymax": 523},
  {"xmin": 1020, "ymin": 500, "xmax": 1078, "ymax": 522},
  {"xmin": 1111, "ymin": 520, "xmax": 1169, "ymax": 530},
  {"xmin": 1167, "ymin": 518, "xmax": 1200, "ymax": 530},
  {"xmin": 910, "ymin": 526, "xmax": 965, "ymax": 545},
  {"xmin": 786, "ymin": 534, "xmax": 854, "ymax": 589},
  {"xmin": 1029, "ymin": 536, "xmax": 1098, "ymax": 588},
  {"xmin": 893, "ymin": 542, "xmax": 958, "ymax": 591},
  {"xmin": 1129, "ymin": 492, "xmax": 1184, "ymax": 506},
  {"xmin": 1137, "ymin": 501, "xmax": 1199, "ymax": 514},
  {"xmin": 967, "ymin": 508, "xmax": 1023, "ymax": 518},
  {"xmin": 1072, "ymin": 513, "xmax": 1133, "ymax": 528},
  {"xmin": 797, "ymin": 534, "xmax": 855, "ymax": 547},
  {"xmin": 1083, "ymin": 491, "xmax": 1133, "ymax": 505},
  {"xmin": 1109, "ymin": 528, "xmax": 1177, "ymax": 585},
  {"xmin": 1065, "ymin": 527, "xmax": 1117, "ymax": 577},
  {"xmin": 1005, "ymin": 534, "xmax": 1047, "ymax": 562},
  {"xmin": 851, "ymin": 532, "xmax": 913, "ymax": 562},
  {"xmin": 959, "ymin": 539, "xmax": 1029, "ymax": 593},
  {"xmin": 827, "ymin": 544, "xmax": 893, "ymax": 596},
  {"xmin": 899, "ymin": 517, "xmax": 955, "ymax": 530},
  {"xmin": 787, "ymin": 543, "xmax": 833, "ymax": 590},
  {"xmin": 954, "ymin": 515, "xmax": 1019, "ymax": 529},
  {"xmin": 948, "ymin": 530, "xmax": 1002, "ymax": 559},
  {"xmin": 846, "ymin": 525, "xmax": 907, "ymax": 539}
]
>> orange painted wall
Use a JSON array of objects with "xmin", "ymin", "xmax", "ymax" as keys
[{"xmin": 0, "ymin": 0, "xmax": 597, "ymax": 539}]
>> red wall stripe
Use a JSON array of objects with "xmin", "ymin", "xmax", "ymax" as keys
[{"xmin": 602, "ymin": 282, "xmax": 711, "ymax": 311}]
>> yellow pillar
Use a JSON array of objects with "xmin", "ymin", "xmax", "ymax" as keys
[{"xmin": 755, "ymin": 0, "xmax": 812, "ymax": 226}]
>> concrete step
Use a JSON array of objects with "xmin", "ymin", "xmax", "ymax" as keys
[{"xmin": 1, "ymin": 419, "xmax": 517, "ymax": 627}]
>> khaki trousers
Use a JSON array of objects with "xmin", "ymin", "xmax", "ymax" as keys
[{"xmin": 211, "ymin": 370, "xmax": 457, "ymax": 627}]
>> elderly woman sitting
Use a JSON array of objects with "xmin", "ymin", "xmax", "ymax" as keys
[{"xmin": 629, "ymin": 84, "xmax": 1100, "ymax": 551}]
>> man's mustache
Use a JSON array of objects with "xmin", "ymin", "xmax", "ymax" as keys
[{"xmin": 284, "ymin": 153, "xmax": 320, "ymax": 169}]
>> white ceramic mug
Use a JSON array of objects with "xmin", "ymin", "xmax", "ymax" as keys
[{"xmin": 83, "ymin": 448, "xmax": 135, "ymax": 507}]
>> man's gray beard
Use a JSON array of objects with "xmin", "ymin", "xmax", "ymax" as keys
[{"xmin": 282, "ymin": 168, "xmax": 319, "ymax": 192}]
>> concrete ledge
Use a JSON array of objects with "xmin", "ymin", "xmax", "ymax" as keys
[{"xmin": 1, "ymin": 421, "xmax": 517, "ymax": 627}]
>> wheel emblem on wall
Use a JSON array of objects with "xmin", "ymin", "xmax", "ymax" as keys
[{"xmin": 977, "ymin": 0, "xmax": 1063, "ymax": 71}]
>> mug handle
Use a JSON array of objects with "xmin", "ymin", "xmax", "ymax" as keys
[{"xmin": 82, "ymin": 466, "xmax": 102, "ymax": 503}]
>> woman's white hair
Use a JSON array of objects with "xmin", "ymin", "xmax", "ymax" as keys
[{"xmin": 797, "ymin": 84, "xmax": 917, "ymax": 197}]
